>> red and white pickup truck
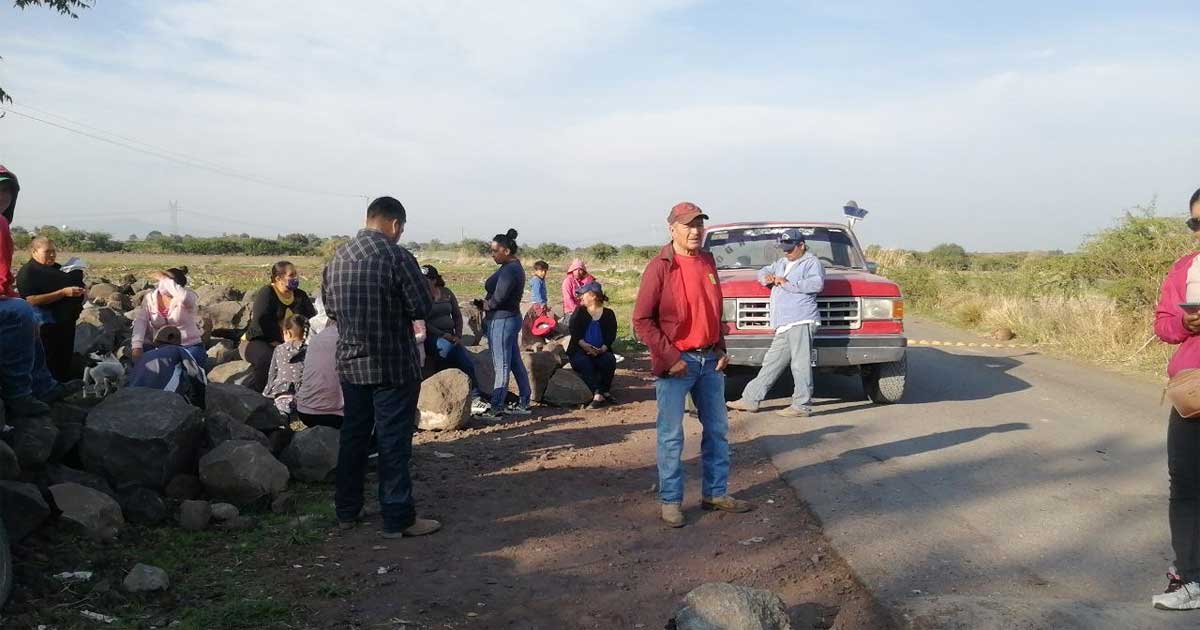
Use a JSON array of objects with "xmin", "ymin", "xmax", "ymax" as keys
[{"xmin": 703, "ymin": 221, "xmax": 907, "ymax": 404}]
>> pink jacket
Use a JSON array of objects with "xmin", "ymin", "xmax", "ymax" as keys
[
  {"xmin": 1155, "ymin": 252, "xmax": 1200, "ymax": 377},
  {"xmin": 561, "ymin": 272, "xmax": 595, "ymax": 314},
  {"xmin": 132, "ymin": 278, "xmax": 204, "ymax": 350}
]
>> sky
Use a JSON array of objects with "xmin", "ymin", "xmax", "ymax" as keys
[{"xmin": 1, "ymin": 1, "xmax": 1198, "ymax": 251}]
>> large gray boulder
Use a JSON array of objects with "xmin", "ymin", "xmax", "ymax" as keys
[
  {"xmin": 205, "ymin": 411, "xmax": 270, "ymax": 449},
  {"xmin": 206, "ymin": 383, "xmax": 283, "ymax": 431},
  {"xmin": 75, "ymin": 305, "xmax": 129, "ymax": 355},
  {"xmin": 199, "ymin": 440, "xmax": 289, "ymax": 506},
  {"xmin": 49, "ymin": 482, "xmax": 125, "ymax": 542},
  {"xmin": 206, "ymin": 340, "xmax": 241, "ymax": 368},
  {"xmin": 179, "ymin": 499, "xmax": 211, "ymax": 531},
  {"xmin": 195, "ymin": 284, "xmax": 243, "ymax": 308},
  {"xmin": 466, "ymin": 348, "xmax": 495, "ymax": 395},
  {"xmin": 0, "ymin": 442, "xmax": 19, "ymax": 480},
  {"xmin": 279, "ymin": 426, "xmax": 339, "ymax": 482},
  {"xmin": 80, "ymin": 387, "xmax": 205, "ymax": 490},
  {"xmin": 202, "ymin": 301, "xmax": 247, "ymax": 334},
  {"xmin": 45, "ymin": 464, "xmax": 116, "ymax": 499},
  {"xmin": 417, "ymin": 370, "xmax": 472, "ymax": 431},
  {"xmin": 10, "ymin": 414, "xmax": 59, "ymax": 470},
  {"xmin": 0, "ymin": 481, "xmax": 50, "ymax": 542},
  {"xmin": 520, "ymin": 351, "xmax": 559, "ymax": 402},
  {"xmin": 123, "ymin": 563, "xmax": 170, "ymax": 593},
  {"xmin": 673, "ymin": 583, "xmax": 792, "ymax": 630},
  {"xmin": 208, "ymin": 360, "xmax": 255, "ymax": 386},
  {"xmin": 50, "ymin": 403, "xmax": 88, "ymax": 463},
  {"xmin": 87, "ymin": 282, "xmax": 121, "ymax": 303},
  {"xmin": 543, "ymin": 369, "xmax": 593, "ymax": 407}
]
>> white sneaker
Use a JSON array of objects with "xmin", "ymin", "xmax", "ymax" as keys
[
  {"xmin": 504, "ymin": 404, "xmax": 532, "ymax": 416},
  {"xmin": 470, "ymin": 399, "xmax": 491, "ymax": 416},
  {"xmin": 1153, "ymin": 581, "xmax": 1200, "ymax": 610}
]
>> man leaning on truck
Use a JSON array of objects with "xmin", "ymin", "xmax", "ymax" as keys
[{"xmin": 728, "ymin": 228, "xmax": 826, "ymax": 417}]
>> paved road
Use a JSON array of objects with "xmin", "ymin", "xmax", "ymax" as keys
[{"xmin": 738, "ymin": 317, "xmax": 1194, "ymax": 629}]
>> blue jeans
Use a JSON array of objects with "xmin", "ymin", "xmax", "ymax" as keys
[
  {"xmin": 486, "ymin": 316, "xmax": 530, "ymax": 410},
  {"xmin": 337, "ymin": 380, "xmax": 420, "ymax": 532},
  {"xmin": 0, "ymin": 298, "xmax": 57, "ymax": 400},
  {"xmin": 569, "ymin": 350, "xmax": 616, "ymax": 394},
  {"xmin": 654, "ymin": 352, "xmax": 730, "ymax": 504},
  {"xmin": 431, "ymin": 337, "xmax": 481, "ymax": 397}
]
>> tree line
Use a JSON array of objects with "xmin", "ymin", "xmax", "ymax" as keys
[{"xmin": 11, "ymin": 226, "xmax": 661, "ymax": 262}]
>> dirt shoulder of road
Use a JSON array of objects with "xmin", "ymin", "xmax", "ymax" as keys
[{"xmin": 291, "ymin": 358, "xmax": 892, "ymax": 629}]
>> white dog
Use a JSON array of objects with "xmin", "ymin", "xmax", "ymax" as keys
[{"xmin": 83, "ymin": 352, "xmax": 125, "ymax": 398}]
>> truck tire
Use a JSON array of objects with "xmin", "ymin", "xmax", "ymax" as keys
[
  {"xmin": 0, "ymin": 518, "xmax": 11, "ymax": 609},
  {"xmin": 863, "ymin": 355, "xmax": 906, "ymax": 404}
]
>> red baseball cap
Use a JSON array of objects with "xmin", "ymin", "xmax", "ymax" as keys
[{"xmin": 667, "ymin": 201, "xmax": 708, "ymax": 225}]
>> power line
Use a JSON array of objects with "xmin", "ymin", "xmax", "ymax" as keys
[{"xmin": 1, "ymin": 104, "xmax": 370, "ymax": 200}]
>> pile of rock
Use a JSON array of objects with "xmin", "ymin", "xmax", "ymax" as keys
[{"xmin": 0, "ymin": 382, "xmax": 337, "ymax": 544}]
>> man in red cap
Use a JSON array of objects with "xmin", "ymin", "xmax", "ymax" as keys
[{"xmin": 633, "ymin": 201, "xmax": 753, "ymax": 527}]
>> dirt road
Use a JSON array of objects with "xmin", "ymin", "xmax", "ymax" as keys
[{"xmin": 295, "ymin": 359, "xmax": 890, "ymax": 629}]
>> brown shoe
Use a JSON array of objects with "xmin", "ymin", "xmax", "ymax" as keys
[
  {"xmin": 726, "ymin": 399, "xmax": 759, "ymax": 413},
  {"xmin": 381, "ymin": 517, "xmax": 442, "ymax": 538},
  {"xmin": 776, "ymin": 406, "xmax": 811, "ymax": 418},
  {"xmin": 661, "ymin": 503, "xmax": 685, "ymax": 528},
  {"xmin": 701, "ymin": 495, "xmax": 753, "ymax": 513}
]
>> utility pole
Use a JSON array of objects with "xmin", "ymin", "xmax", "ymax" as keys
[{"xmin": 169, "ymin": 200, "xmax": 180, "ymax": 236}]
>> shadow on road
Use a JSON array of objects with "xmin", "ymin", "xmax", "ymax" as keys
[{"xmin": 836, "ymin": 423, "xmax": 1031, "ymax": 463}]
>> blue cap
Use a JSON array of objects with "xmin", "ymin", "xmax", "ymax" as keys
[
  {"xmin": 575, "ymin": 281, "xmax": 603, "ymax": 297},
  {"xmin": 778, "ymin": 229, "xmax": 806, "ymax": 250}
]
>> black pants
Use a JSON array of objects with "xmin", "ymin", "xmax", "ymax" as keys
[
  {"xmin": 1169, "ymin": 410, "xmax": 1200, "ymax": 581},
  {"xmin": 40, "ymin": 321, "xmax": 77, "ymax": 382},
  {"xmin": 569, "ymin": 350, "xmax": 616, "ymax": 395},
  {"xmin": 239, "ymin": 339, "xmax": 274, "ymax": 392},
  {"xmin": 297, "ymin": 412, "xmax": 343, "ymax": 429},
  {"xmin": 336, "ymin": 381, "xmax": 418, "ymax": 532}
]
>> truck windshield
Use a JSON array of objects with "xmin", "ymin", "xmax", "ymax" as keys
[{"xmin": 704, "ymin": 226, "xmax": 864, "ymax": 270}]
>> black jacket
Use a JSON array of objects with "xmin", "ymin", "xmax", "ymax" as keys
[
  {"xmin": 244, "ymin": 285, "xmax": 317, "ymax": 343},
  {"xmin": 567, "ymin": 307, "xmax": 617, "ymax": 356}
]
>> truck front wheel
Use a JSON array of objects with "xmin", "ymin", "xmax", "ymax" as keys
[{"xmin": 862, "ymin": 355, "xmax": 906, "ymax": 404}]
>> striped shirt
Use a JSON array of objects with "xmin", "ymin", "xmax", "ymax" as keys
[{"xmin": 322, "ymin": 228, "xmax": 433, "ymax": 386}]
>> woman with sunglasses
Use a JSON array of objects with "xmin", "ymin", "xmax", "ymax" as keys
[
  {"xmin": 1153, "ymin": 187, "xmax": 1200, "ymax": 610},
  {"xmin": 474, "ymin": 229, "xmax": 532, "ymax": 421}
]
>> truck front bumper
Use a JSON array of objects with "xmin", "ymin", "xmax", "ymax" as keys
[{"xmin": 724, "ymin": 334, "xmax": 907, "ymax": 368}]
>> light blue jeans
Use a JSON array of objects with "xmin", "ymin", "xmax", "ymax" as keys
[
  {"xmin": 741, "ymin": 323, "xmax": 814, "ymax": 411},
  {"xmin": 654, "ymin": 351, "xmax": 730, "ymax": 504},
  {"xmin": 486, "ymin": 315, "xmax": 531, "ymax": 410}
]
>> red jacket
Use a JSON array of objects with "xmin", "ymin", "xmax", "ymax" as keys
[
  {"xmin": 0, "ymin": 215, "xmax": 15, "ymax": 298},
  {"xmin": 632, "ymin": 243, "xmax": 726, "ymax": 376},
  {"xmin": 1155, "ymin": 252, "xmax": 1200, "ymax": 377}
]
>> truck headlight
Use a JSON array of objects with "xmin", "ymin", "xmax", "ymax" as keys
[
  {"xmin": 722, "ymin": 298, "xmax": 737, "ymax": 322},
  {"xmin": 862, "ymin": 298, "xmax": 904, "ymax": 320}
]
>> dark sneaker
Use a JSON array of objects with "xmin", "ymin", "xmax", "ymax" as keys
[
  {"xmin": 476, "ymin": 407, "xmax": 504, "ymax": 422},
  {"xmin": 381, "ymin": 518, "xmax": 442, "ymax": 538},
  {"xmin": 701, "ymin": 495, "xmax": 754, "ymax": 513},
  {"xmin": 504, "ymin": 404, "xmax": 533, "ymax": 417},
  {"xmin": 6, "ymin": 394, "xmax": 50, "ymax": 419},
  {"xmin": 1167, "ymin": 565, "xmax": 1185, "ymax": 594}
]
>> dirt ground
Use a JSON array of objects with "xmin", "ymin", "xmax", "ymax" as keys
[{"xmin": 290, "ymin": 358, "xmax": 893, "ymax": 630}]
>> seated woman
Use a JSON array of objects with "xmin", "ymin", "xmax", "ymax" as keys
[
  {"xmin": 421, "ymin": 265, "xmax": 482, "ymax": 400},
  {"xmin": 16, "ymin": 236, "xmax": 86, "ymax": 380},
  {"xmin": 131, "ymin": 267, "xmax": 207, "ymax": 369},
  {"xmin": 295, "ymin": 320, "xmax": 343, "ymax": 428},
  {"xmin": 567, "ymin": 281, "xmax": 618, "ymax": 409},
  {"xmin": 263, "ymin": 315, "xmax": 309, "ymax": 415},
  {"xmin": 241, "ymin": 261, "xmax": 317, "ymax": 392}
]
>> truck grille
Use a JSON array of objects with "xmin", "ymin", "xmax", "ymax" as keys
[{"xmin": 733, "ymin": 297, "xmax": 861, "ymax": 330}]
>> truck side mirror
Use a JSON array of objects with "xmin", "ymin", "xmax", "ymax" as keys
[{"xmin": 866, "ymin": 261, "xmax": 879, "ymax": 274}]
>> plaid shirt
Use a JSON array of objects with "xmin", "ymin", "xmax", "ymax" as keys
[{"xmin": 322, "ymin": 229, "xmax": 433, "ymax": 385}]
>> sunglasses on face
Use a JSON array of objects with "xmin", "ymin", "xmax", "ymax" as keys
[{"xmin": 1188, "ymin": 217, "xmax": 1200, "ymax": 232}]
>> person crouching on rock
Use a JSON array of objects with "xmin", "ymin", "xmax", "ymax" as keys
[
  {"xmin": 263, "ymin": 314, "xmax": 309, "ymax": 416},
  {"xmin": 241, "ymin": 261, "xmax": 317, "ymax": 392},
  {"xmin": 567, "ymin": 281, "xmax": 617, "ymax": 409},
  {"xmin": 131, "ymin": 267, "xmax": 208, "ymax": 370}
]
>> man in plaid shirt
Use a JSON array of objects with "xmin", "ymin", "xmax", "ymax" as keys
[{"xmin": 323, "ymin": 196, "xmax": 438, "ymax": 538}]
